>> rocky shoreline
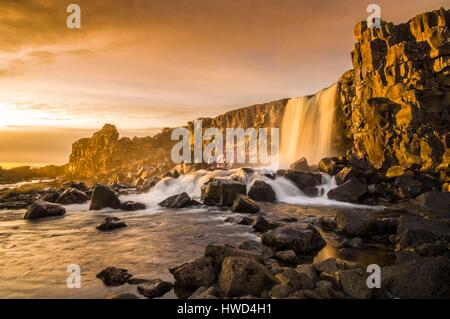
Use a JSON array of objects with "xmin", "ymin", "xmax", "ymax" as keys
[{"xmin": 1, "ymin": 156, "xmax": 449, "ymax": 299}]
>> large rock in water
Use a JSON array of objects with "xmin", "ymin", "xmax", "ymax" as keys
[
  {"xmin": 336, "ymin": 8, "xmax": 449, "ymax": 176},
  {"xmin": 248, "ymin": 180, "xmax": 276, "ymax": 202},
  {"xmin": 96, "ymin": 217, "xmax": 127, "ymax": 231},
  {"xmin": 218, "ymin": 257, "xmax": 277, "ymax": 297},
  {"xmin": 137, "ymin": 279, "xmax": 173, "ymax": 299},
  {"xmin": 231, "ymin": 195, "xmax": 260, "ymax": 213},
  {"xmin": 262, "ymin": 224, "xmax": 326, "ymax": 254},
  {"xmin": 158, "ymin": 192, "xmax": 195, "ymax": 208},
  {"xmin": 327, "ymin": 178, "xmax": 367, "ymax": 203},
  {"xmin": 89, "ymin": 185, "xmax": 121, "ymax": 210},
  {"xmin": 96, "ymin": 267, "xmax": 132, "ymax": 286},
  {"xmin": 24, "ymin": 201, "xmax": 66, "ymax": 220},
  {"xmin": 201, "ymin": 179, "xmax": 246, "ymax": 206},
  {"xmin": 56, "ymin": 188, "xmax": 89, "ymax": 205},
  {"xmin": 277, "ymin": 170, "xmax": 323, "ymax": 191}
]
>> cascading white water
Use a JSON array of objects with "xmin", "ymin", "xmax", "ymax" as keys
[
  {"xmin": 119, "ymin": 168, "xmax": 369, "ymax": 210},
  {"xmin": 280, "ymin": 84, "xmax": 338, "ymax": 167}
]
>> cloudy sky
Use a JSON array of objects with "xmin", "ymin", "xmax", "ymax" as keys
[{"xmin": 0, "ymin": 0, "xmax": 447, "ymax": 167}]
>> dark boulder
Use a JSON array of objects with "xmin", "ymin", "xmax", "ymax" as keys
[
  {"xmin": 416, "ymin": 191, "xmax": 450, "ymax": 218},
  {"xmin": 96, "ymin": 267, "xmax": 132, "ymax": 286},
  {"xmin": 158, "ymin": 192, "xmax": 195, "ymax": 208},
  {"xmin": 274, "ymin": 250, "xmax": 297, "ymax": 264},
  {"xmin": 248, "ymin": 180, "xmax": 276, "ymax": 202},
  {"xmin": 277, "ymin": 170, "xmax": 323, "ymax": 191},
  {"xmin": 24, "ymin": 201, "xmax": 66, "ymax": 220},
  {"xmin": 231, "ymin": 195, "xmax": 260, "ymax": 213},
  {"xmin": 396, "ymin": 215, "xmax": 450, "ymax": 250},
  {"xmin": 40, "ymin": 192, "xmax": 60, "ymax": 203},
  {"xmin": 335, "ymin": 167, "xmax": 361, "ymax": 185},
  {"xmin": 89, "ymin": 185, "xmax": 121, "ymax": 210},
  {"xmin": 327, "ymin": 178, "xmax": 367, "ymax": 203},
  {"xmin": 218, "ymin": 256, "xmax": 277, "ymax": 297},
  {"xmin": 62, "ymin": 181, "xmax": 88, "ymax": 192},
  {"xmin": 377, "ymin": 256, "xmax": 450, "ymax": 299},
  {"xmin": 237, "ymin": 216, "xmax": 254, "ymax": 225},
  {"xmin": 262, "ymin": 224, "xmax": 326, "ymax": 254},
  {"xmin": 201, "ymin": 179, "xmax": 246, "ymax": 206},
  {"xmin": 290, "ymin": 157, "xmax": 310, "ymax": 171},
  {"xmin": 252, "ymin": 216, "xmax": 277, "ymax": 233},
  {"xmin": 335, "ymin": 210, "xmax": 379, "ymax": 237},
  {"xmin": 137, "ymin": 279, "xmax": 173, "ymax": 299},
  {"xmin": 319, "ymin": 157, "xmax": 346, "ymax": 175},
  {"xmin": 204, "ymin": 243, "xmax": 263, "ymax": 264},
  {"xmin": 169, "ymin": 257, "xmax": 219, "ymax": 290},
  {"xmin": 96, "ymin": 217, "xmax": 127, "ymax": 231},
  {"xmin": 56, "ymin": 188, "xmax": 89, "ymax": 205},
  {"xmin": 120, "ymin": 201, "xmax": 146, "ymax": 211}
]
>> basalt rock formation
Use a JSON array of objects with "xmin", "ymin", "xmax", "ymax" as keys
[
  {"xmin": 66, "ymin": 8, "xmax": 449, "ymax": 190},
  {"xmin": 67, "ymin": 100, "xmax": 287, "ymax": 183},
  {"xmin": 337, "ymin": 8, "xmax": 449, "ymax": 179}
]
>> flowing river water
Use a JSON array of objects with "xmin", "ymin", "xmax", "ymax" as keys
[{"xmin": 0, "ymin": 169, "xmax": 395, "ymax": 298}]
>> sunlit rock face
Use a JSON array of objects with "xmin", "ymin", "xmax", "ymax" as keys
[{"xmin": 337, "ymin": 8, "xmax": 449, "ymax": 176}]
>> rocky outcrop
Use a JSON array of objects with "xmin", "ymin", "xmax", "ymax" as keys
[
  {"xmin": 337, "ymin": 8, "xmax": 449, "ymax": 181},
  {"xmin": 24, "ymin": 201, "xmax": 66, "ymax": 220}
]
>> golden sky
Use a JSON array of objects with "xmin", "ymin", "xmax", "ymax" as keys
[{"xmin": 0, "ymin": 0, "xmax": 447, "ymax": 167}]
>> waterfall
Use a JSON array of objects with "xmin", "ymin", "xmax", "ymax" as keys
[{"xmin": 280, "ymin": 84, "xmax": 338, "ymax": 167}]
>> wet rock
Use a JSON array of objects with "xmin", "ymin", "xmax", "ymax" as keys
[
  {"xmin": 274, "ymin": 250, "xmax": 297, "ymax": 264},
  {"xmin": 335, "ymin": 210, "xmax": 379, "ymax": 237},
  {"xmin": 319, "ymin": 157, "xmax": 344, "ymax": 175},
  {"xmin": 120, "ymin": 201, "xmax": 146, "ymax": 211},
  {"xmin": 201, "ymin": 179, "xmax": 246, "ymax": 206},
  {"xmin": 416, "ymin": 191, "xmax": 450, "ymax": 218},
  {"xmin": 396, "ymin": 215, "xmax": 450, "ymax": 250},
  {"xmin": 89, "ymin": 185, "xmax": 121, "ymax": 210},
  {"xmin": 56, "ymin": 188, "xmax": 89, "ymax": 205},
  {"xmin": 316, "ymin": 216, "xmax": 337, "ymax": 231},
  {"xmin": 275, "ymin": 268, "xmax": 311, "ymax": 290},
  {"xmin": 339, "ymin": 237, "xmax": 364, "ymax": 248},
  {"xmin": 327, "ymin": 178, "xmax": 367, "ymax": 203},
  {"xmin": 0, "ymin": 201, "xmax": 29, "ymax": 210},
  {"xmin": 248, "ymin": 181, "xmax": 276, "ymax": 202},
  {"xmin": 96, "ymin": 267, "xmax": 132, "ymax": 286},
  {"xmin": 335, "ymin": 167, "xmax": 361, "ymax": 185},
  {"xmin": 313, "ymin": 258, "xmax": 362, "ymax": 273},
  {"xmin": 169, "ymin": 257, "xmax": 219, "ymax": 290},
  {"xmin": 218, "ymin": 256, "xmax": 277, "ymax": 297},
  {"xmin": 40, "ymin": 192, "xmax": 60, "ymax": 203},
  {"xmin": 277, "ymin": 170, "xmax": 323, "ymax": 191},
  {"xmin": 314, "ymin": 280, "xmax": 345, "ymax": 299},
  {"xmin": 231, "ymin": 195, "xmax": 260, "ymax": 213},
  {"xmin": 377, "ymin": 256, "xmax": 450, "ymax": 299},
  {"xmin": 269, "ymin": 283, "xmax": 295, "ymax": 298},
  {"xmin": 290, "ymin": 157, "xmax": 310, "ymax": 172},
  {"xmin": 24, "ymin": 201, "xmax": 66, "ymax": 220},
  {"xmin": 62, "ymin": 181, "xmax": 89, "ymax": 192},
  {"xmin": 252, "ymin": 216, "xmax": 277, "ymax": 233},
  {"xmin": 96, "ymin": 217, "xmax": 127, "ymax": 231},
  {"xmin": 416, "ymin": 241, "xmax": 449, "ymax": 257},
  {"xmin": 237, "ymin": 216, "xmax": 254, "ymax": 225},
  {"xmin": 204, "ymin": 243, "xmax": 263, "ymax": 264},
  {"xmin": 301, "ymin": 186, "xmax": 321, "ymax": 197},
  {"xmin": 339, "ymin": 268, "xmax": 372, "ymax": 299},
  {"xmin": 158, "ymin": 192, "xmax": 195, "ymax": 208},
  {"xmin": 262, "ymin": 224, "xmax": 326, "ymax": 254},
  {"xmin": 137, "ymin": 279, "xmax": 173, "ymax": 299}
]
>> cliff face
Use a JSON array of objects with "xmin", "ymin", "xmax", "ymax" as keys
[
  {"xmin": 67, "ymin": 8, "xmax": 449, "ymax": 185},
  {"xmin": 67, "ymin": 100, "xmax": 288, "ymax": 183},
  {"xmin": 337, "ymin": 8, "xmax": 449, "ymax": 177}
]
